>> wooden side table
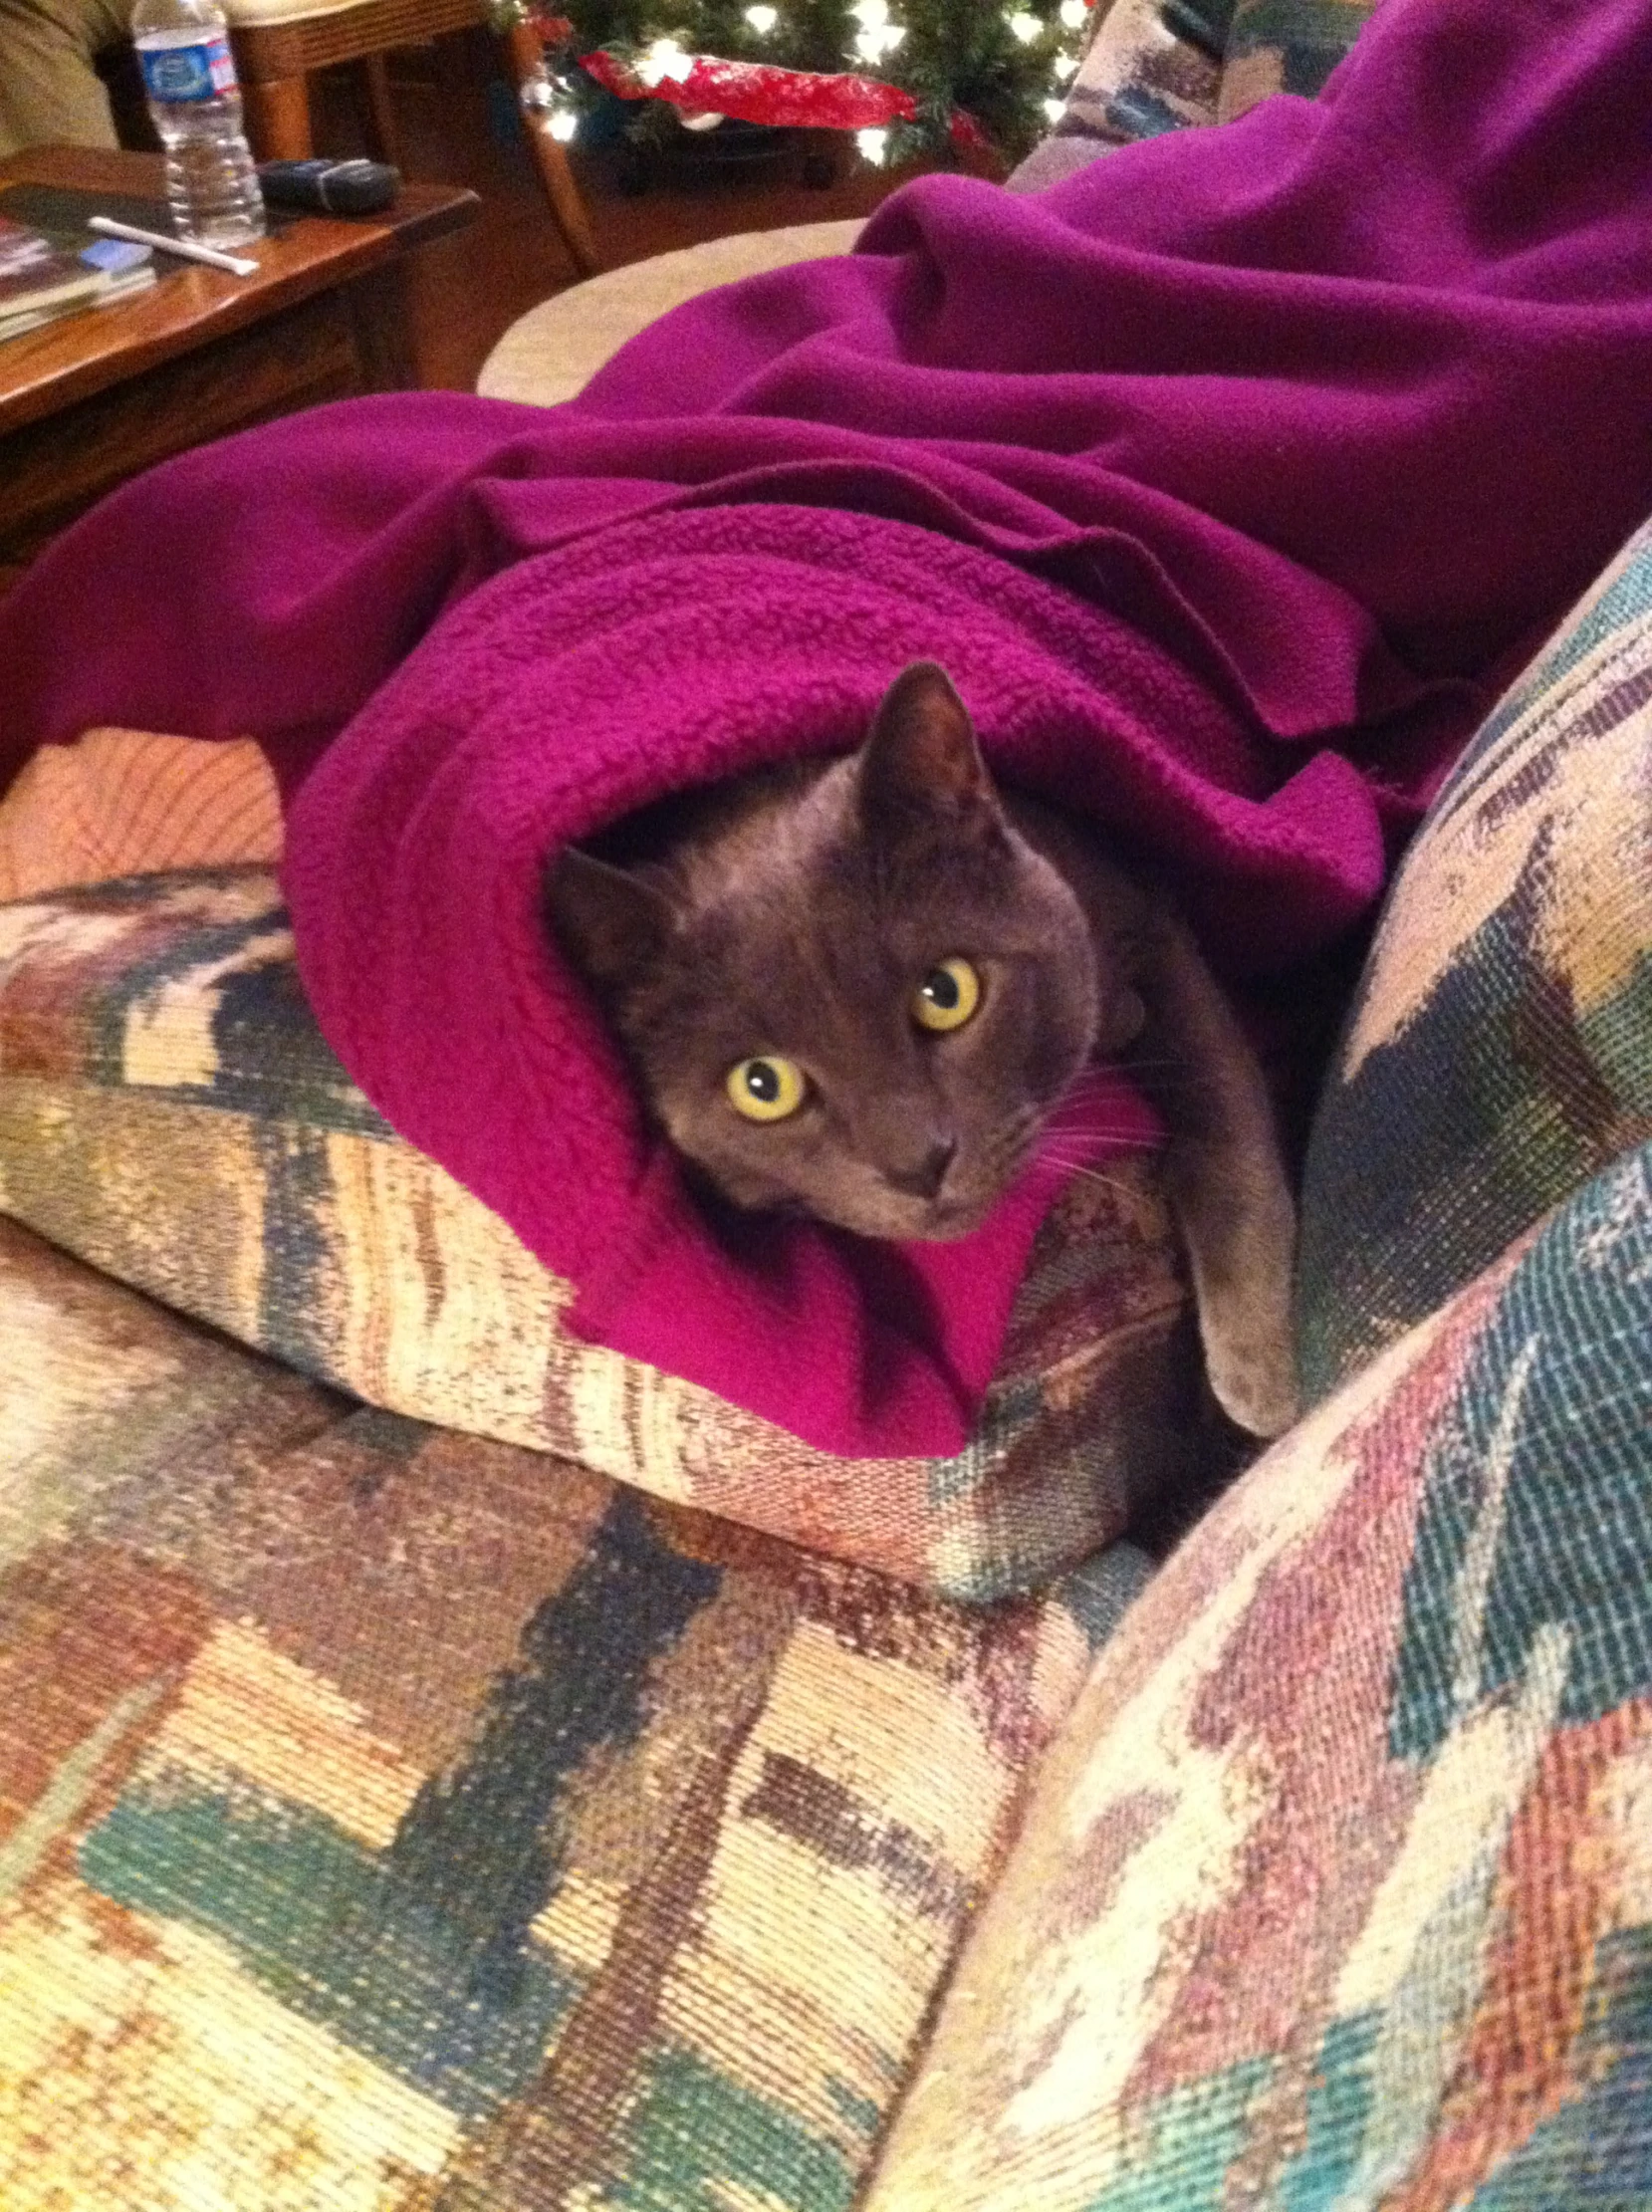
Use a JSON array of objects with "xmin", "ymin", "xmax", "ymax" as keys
[
  {"xmin": 228, "ymin": 0, "xmax": 599, "ymax": 276},
  {"xmin": 0, "ymin": 145, "xmax": 479, "ymax": 586}
]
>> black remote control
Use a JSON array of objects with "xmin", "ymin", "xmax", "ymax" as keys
[{"xmin": 256, "ymin": 159, "xmax": 400, "ymax": 215}]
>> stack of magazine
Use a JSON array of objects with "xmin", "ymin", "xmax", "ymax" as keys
[{"xmin": 0, "ymin": 211, "xmax": 157, "ymax": 345}]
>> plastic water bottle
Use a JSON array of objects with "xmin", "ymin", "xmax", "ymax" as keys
[{"xmin": 131, "ymin": 0, "xmax": 266, "ymax": 249}]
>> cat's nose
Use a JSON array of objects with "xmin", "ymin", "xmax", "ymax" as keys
[{"xmin": 885, "ymin": 1135, "xmax": 957, "ymax": 1201}]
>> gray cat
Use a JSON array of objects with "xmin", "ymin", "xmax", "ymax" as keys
[{"xmin": 549, "ymin": 661, "xmax": 1298, "ymax": 1438}]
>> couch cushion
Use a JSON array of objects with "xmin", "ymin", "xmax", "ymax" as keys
[
  {"xmin": 867, "ymin": 1136, "xmax": 1652, "ymax": 2207},
  {"xmin": 0, "ymin": 1212, "xmax": 1152, "ymax": 2209},
  {"xmin": 0, "ymin": 1212, "xmax": 347, "ymax": 1557},
  {"xmin": 0, "ymin": 867, "xmax": 1200, "ymax": 1600},
  {"xmin": 1298, "ymin": 514, "xmax": 1652, "ymax": 1398}
]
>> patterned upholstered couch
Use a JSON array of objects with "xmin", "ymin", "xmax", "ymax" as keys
[{"xmin": 2, "ymin": 5, "xmax": 1650, "ymax": 2206}]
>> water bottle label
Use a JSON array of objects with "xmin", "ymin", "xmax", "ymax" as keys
[{"xmin": 138, "ymin": 35, "xmax": 238, "ymax": 102}]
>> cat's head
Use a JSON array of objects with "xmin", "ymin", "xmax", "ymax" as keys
[{"xmin": 548, "ymin": 662, "xmax": 1106, "ymax": 1242}]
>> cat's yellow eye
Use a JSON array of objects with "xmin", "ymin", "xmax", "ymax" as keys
[
  {"xmin": 726, "ymin": 1056, "xmax": 808, "ymax": 1122},
  {"xmin": 912, "ymin": 957, "xmax": 981, "ymax": 1034}
]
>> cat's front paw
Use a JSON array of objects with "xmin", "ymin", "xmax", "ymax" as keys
[
  {"xmin": 1187, "ymin": 1203, "xmax": 1300, "ymax": 1437},
  {"xmin": 1172, "ymin": 1158, "xmax": 1300, "ymax": 1440},
  {"xmin": 1205, "ymin": 1334, "xmax": 1299, "ymax": 1440}
]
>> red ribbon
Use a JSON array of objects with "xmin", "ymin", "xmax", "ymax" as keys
[{"xmin": 578, "ymin": 47, "xmax": 921, "ymax": 130}]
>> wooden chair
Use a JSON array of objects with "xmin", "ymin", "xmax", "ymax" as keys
[{"xmin": 224, "ymin": 0, "xmax": 598, "ymax": 273}]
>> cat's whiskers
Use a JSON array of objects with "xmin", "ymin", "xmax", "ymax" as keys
[
  {"xmin": 1034, "ymin": 1112, "xmax": 1157, "ymax": 1145},
  {"xmin": 1038, "ymin": 1099, "xmax": 1156, "ymax": 1128},
  {"xmin": 1104, "ymin": 1053, "xmax": 1197, "ymax": 1070},
  {"xmin": 1039, "ymin": 1149, "xmax": 1158, "ymax": 1167},
  {"xmin": 1054, "ymin": 1069, "xmax": 1223, "ymax": 1107},
  {"xmin": 1028, "ymin": 1154, "xmax": 1141, "ymax": 1203},
  {"xmin": 1037, "ymin": 1142, "xmax": 1154, "ymax": 1162},
  {"xmin": 1026, "ymin": 1088, "xmax": 1155, "ymax": 1201},
  {"xmin": 986, "ymin": 1092, "xmax": 1144, "ymax": 1195}
]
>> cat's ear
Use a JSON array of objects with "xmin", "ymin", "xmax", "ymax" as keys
[
  {"xmin": 546, "ymin": 848, "xmax": 673, "ymax": 990},
  {"xmin": 858, "ymin": 662, "xmax": 1001, "ymax": 839}
]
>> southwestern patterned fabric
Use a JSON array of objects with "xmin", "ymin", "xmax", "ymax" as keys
[
  {"xmin": 1008, "ymin": 0, "xmax": 1229, "ymax": 191},
  {"xmin": 1218, "ymin": 0, "xmax": 1378, "ymax": 121},
  {"xmin": 0, "ymin": 1211, "xmax": 1152, "ymax": 2212},
  {"xmin": 4, "ymin": 543, "xmax": 1649, "ymax": 2212},
  {"xmin": 866, "ymin": 1136, "xmax": 1652, "ymax": 2209},
  {"xmin": 0, "ymin": 869, "xmax": 1198, "ymax": 1601},
  {"xmin": 1008, "ymin": 0, "xmax": 1373, "ymax": 192},
  {"xmin": 1299, "ymin": 515, "xmax": 1652, "ymax": 1400},
  {"xmin": 5, "ymin": 85, "xmax": 1650, "ymax": 2204}
]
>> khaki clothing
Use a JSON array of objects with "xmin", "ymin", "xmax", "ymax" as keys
[{"xmin": 0, "ymin": 0, "xmax": 133, "ymax": 156}]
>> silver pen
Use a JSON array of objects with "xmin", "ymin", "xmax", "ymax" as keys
[{"xmin": 87, "ymin": 215, "xmax": 261, "ymax": 278}]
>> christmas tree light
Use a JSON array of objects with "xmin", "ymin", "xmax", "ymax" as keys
[{"xmin": 492, "ymin": 0, "xmax": 1094, "ymax": 164}]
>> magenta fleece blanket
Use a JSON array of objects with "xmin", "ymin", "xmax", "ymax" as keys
[{"xmin": 4, "ymin": 0, "xmax": 1652, "ymax": 1457}]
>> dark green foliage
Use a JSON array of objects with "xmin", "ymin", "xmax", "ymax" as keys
[{"xmin": 499, "ymin": 0, "xmax": 1089, "ymax": 160}]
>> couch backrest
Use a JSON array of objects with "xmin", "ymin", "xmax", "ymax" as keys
[
  {"xmin": 1011, "ymin": 0, "xmax": 1375, "ymax": 188},
  {"xmin": 1298, "ymin": 515, "xmax": 1652, "ymax": 1398}
]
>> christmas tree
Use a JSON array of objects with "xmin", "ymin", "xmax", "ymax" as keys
[{"xmin": 495, "ymin": 0, "xmax": 1093, "ymax": 168}]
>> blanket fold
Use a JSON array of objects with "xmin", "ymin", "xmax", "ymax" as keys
[{"xmin": 3, "ymin": 0, "xmax": 1651, "ymax": 1455}]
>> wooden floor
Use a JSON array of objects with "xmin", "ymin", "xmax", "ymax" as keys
[{"xmin": 308, "ymin": 32, "xmax": 915, "ymax": 392}]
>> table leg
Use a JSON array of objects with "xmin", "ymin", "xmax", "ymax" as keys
[
  {"xmin": 359, "ymin": 55, "xmax": 402, "ymax": 168},
  {"xmin": 242, "ymin": 73, "xmax": 314, "ymax": 159},
  {"xmin": 343, "ymin": 262, "xmax": 418, "ymax": 390}
]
